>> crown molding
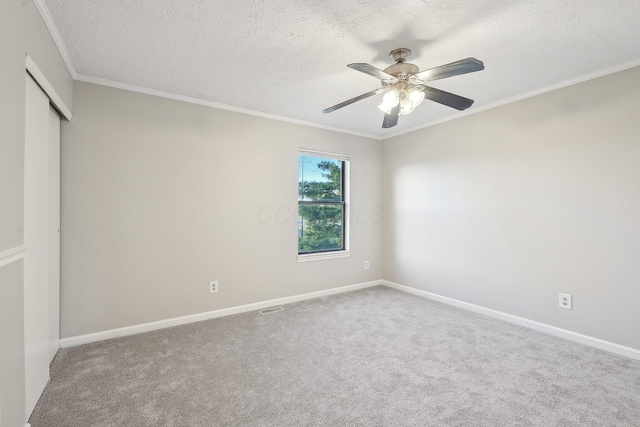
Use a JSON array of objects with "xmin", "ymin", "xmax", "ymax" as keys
[
  {"xmin": 32, "ymin": 0, "xmax": 78, "ymax": 79},
  {"xmin": 32, "ymin": 0, "xmax": 640, "ymax": 141},
  {"xmin": 74, "ymin": 73, "xmax": 381, "ymax": 140},
  {"xmin": 382, "ymin": 57, "xmax": 640, "ymax": 139}
]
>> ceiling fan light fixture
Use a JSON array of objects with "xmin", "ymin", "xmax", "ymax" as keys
[
  {"xmin": 325, "ymin": 48, "xmax": 484, "ymax": 128},
  {"xmin": 399, "ymin": 88, "xmax": 425, "ymax": 115},
  {"xmin": 377, "ymin": 90, "xmax": 400, "ymax": 114},
  {"xmin": 381, "ymin": 85, "xmax": 425, "ymax": 116}
]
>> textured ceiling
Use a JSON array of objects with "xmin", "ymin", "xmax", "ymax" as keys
[{"xmin": 43, "ymin": 0, "xmax": 640, "ymax": 138}]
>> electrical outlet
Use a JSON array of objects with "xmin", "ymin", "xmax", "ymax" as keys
[
  {"xmin": 209, "ymin": 281, "xmax": 218, "ymax": 293},
  {"xmin": 364, "ymin": 260, "xmax": 370, "ymax": 270},
  {"xmin": 559, "ymin": 293, "xmax": 572, "ymax": 310}
]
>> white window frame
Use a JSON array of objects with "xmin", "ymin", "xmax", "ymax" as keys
[{"xmin": 297, "ymin": 148, "xmax": 350, "ymax": 262}]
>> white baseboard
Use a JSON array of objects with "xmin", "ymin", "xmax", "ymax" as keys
[
  {"xmin": 60, "ymin": 280, "xmax": 382, "ymax": 348},
  {"xmin": 58, "ymin": 278, "xmax": 640, "ymax": 361},
  {"xmin": 382, "ymin": 280, "xmax": 640, "ymax": 361}
]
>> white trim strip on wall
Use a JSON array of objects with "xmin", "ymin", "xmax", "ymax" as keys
[
  {"xmin": 0, "ymin": 245, "xmax": 26, "ymax": 268},
  {"xmin": 382, "ymin": 280, "xmax": 640, "ymax": 362},
  {"xmin": 59, "ymin": 278, "xmax": 640, "ymax": 362},
  {"xmin": 75, "ymin": 59, "xmax": 640, "ymax": 141},
  {"xmin": 32, "ymin": 0, "xmax": 78, "ymax": 79},
  {"xmin": 25, "ymin": 55, "xmax": 72, "ymax": 121},
  {"xmin": 74, "ymin": 74, "xmax": 378, "ymax": 140},
  {"xmin": 59, "ymin": 280, "xmax": 382, "ymax": 348}
]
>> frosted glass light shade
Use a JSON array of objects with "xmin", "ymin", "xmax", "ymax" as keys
[
  {"xmin": 378, "ymin": 90, "xmax": 400, "ymax": 114},
  {"xmin": 378, "ymin": 86, "xmax": 425, "ymax": 116},
  {"xmin": 399, "ymin": 89, "xmax": 425, "ymax": 115}
]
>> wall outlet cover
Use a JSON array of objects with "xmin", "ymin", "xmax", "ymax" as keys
[
  {"xmin": 209, "ymin": 281, "xmax": 218, "ymax": 293},
  {"xmin": 559, "ymin": 293, "xmax": 572, "ymax": 310}
]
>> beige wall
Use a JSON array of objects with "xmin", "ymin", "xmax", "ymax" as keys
[
  {"xmin": 61, "ymin": 68, "xmax": 640, "ymax": 353},
  {"xmin": 60, "ymin": 82, "xmax": 382, "ymax": 338},
  {"xmin": 0, "ymin": 1, "xmax": 73, "ymax": 426},
  {"xmin": 383, "ymin": 66, "xmax": 640, "ymax": 350}
]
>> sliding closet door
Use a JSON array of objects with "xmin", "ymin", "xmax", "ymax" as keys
[
  {"xmin": 24, "ymin": 73, "xmax": 60, "ymax": 418},
  {"xmin": 48, "ymin": 105, "xmax": 61, "ymax": 363}
]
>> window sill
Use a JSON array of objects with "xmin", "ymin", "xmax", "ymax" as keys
[{"xmin": 297, "ymin": 250, "xmax": 350, "ymax": 263}]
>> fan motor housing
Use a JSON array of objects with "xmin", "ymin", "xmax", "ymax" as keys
[{"xmin": 384, "ymin": 62, "xmax": 419, "ymax": 79}]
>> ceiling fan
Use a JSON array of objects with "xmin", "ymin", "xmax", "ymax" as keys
[{"xmin": 323, "ymin": 48, "xmax": 484, "ymax": 129}]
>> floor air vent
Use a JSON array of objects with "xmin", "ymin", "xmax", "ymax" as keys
[{"xmin": 259, "ymin": 306, "xmax": 284, "ymax": 315}]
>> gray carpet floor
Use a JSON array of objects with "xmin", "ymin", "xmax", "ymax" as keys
[{"xmin": 30, "ymin": 286, "xmax": 640, "ymax": 426}]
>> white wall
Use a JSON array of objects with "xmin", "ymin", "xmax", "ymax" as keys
[
  {"xmin": 382, "ymin": 66, "xmax": 640, "ymax": 350},
  {"xmin": 60, "ymin": 82, "xmax": 382, "ymax": 338},
  {"xmin": 0, "ymin": 2, "xmax": 72, "ymax": 426}
]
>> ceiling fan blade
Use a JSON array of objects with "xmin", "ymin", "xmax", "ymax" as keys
[
  {"xmin": 421, "ymin": 86, "xmax": 475, "ymax": 110},
  {"xmin": 323, "ymin": 87, "xmax": 388, "ymax": 113},
  {"xmin": 414, "ymin": 58, "xmax": 484, "ymax": 82},
  {"xmin": 382, "ymin": 104, "xmax": 400, "ymax": 128},
  {"xmin": 348, "ymin": 63, "xmax": 397, "ymax": 81}
]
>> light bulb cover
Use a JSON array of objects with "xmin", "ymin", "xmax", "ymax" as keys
[
  {"xmin": 410, "ymin": 89, "xmax": 425, "ymax": 105},
  {"xmin": 378, "ymin": 90, "xmax": 400, "ymax": 114},
  {"xmin": 379, "ymin": 84, "xmax": 425, "ymax": 116},
  {"xmin": 382, "ymin": 90, "xmax": 399, "ymax": 106},
  {"xmin": 399, "ymin": 88, "xmax": 425, "ymax": 115}
]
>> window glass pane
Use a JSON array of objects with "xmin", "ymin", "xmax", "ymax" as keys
[
  {"xmin": 298, "ymin": 155, "xmax": 342, "ymax": 202},
  {"xmin": 298, "ymin": 204, "xmax": 344, "ymax": 253}
]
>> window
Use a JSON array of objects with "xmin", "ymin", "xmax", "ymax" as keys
[{"xmin": 298, "ymin": 150, "xmax": 349, "ymax": 260}]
